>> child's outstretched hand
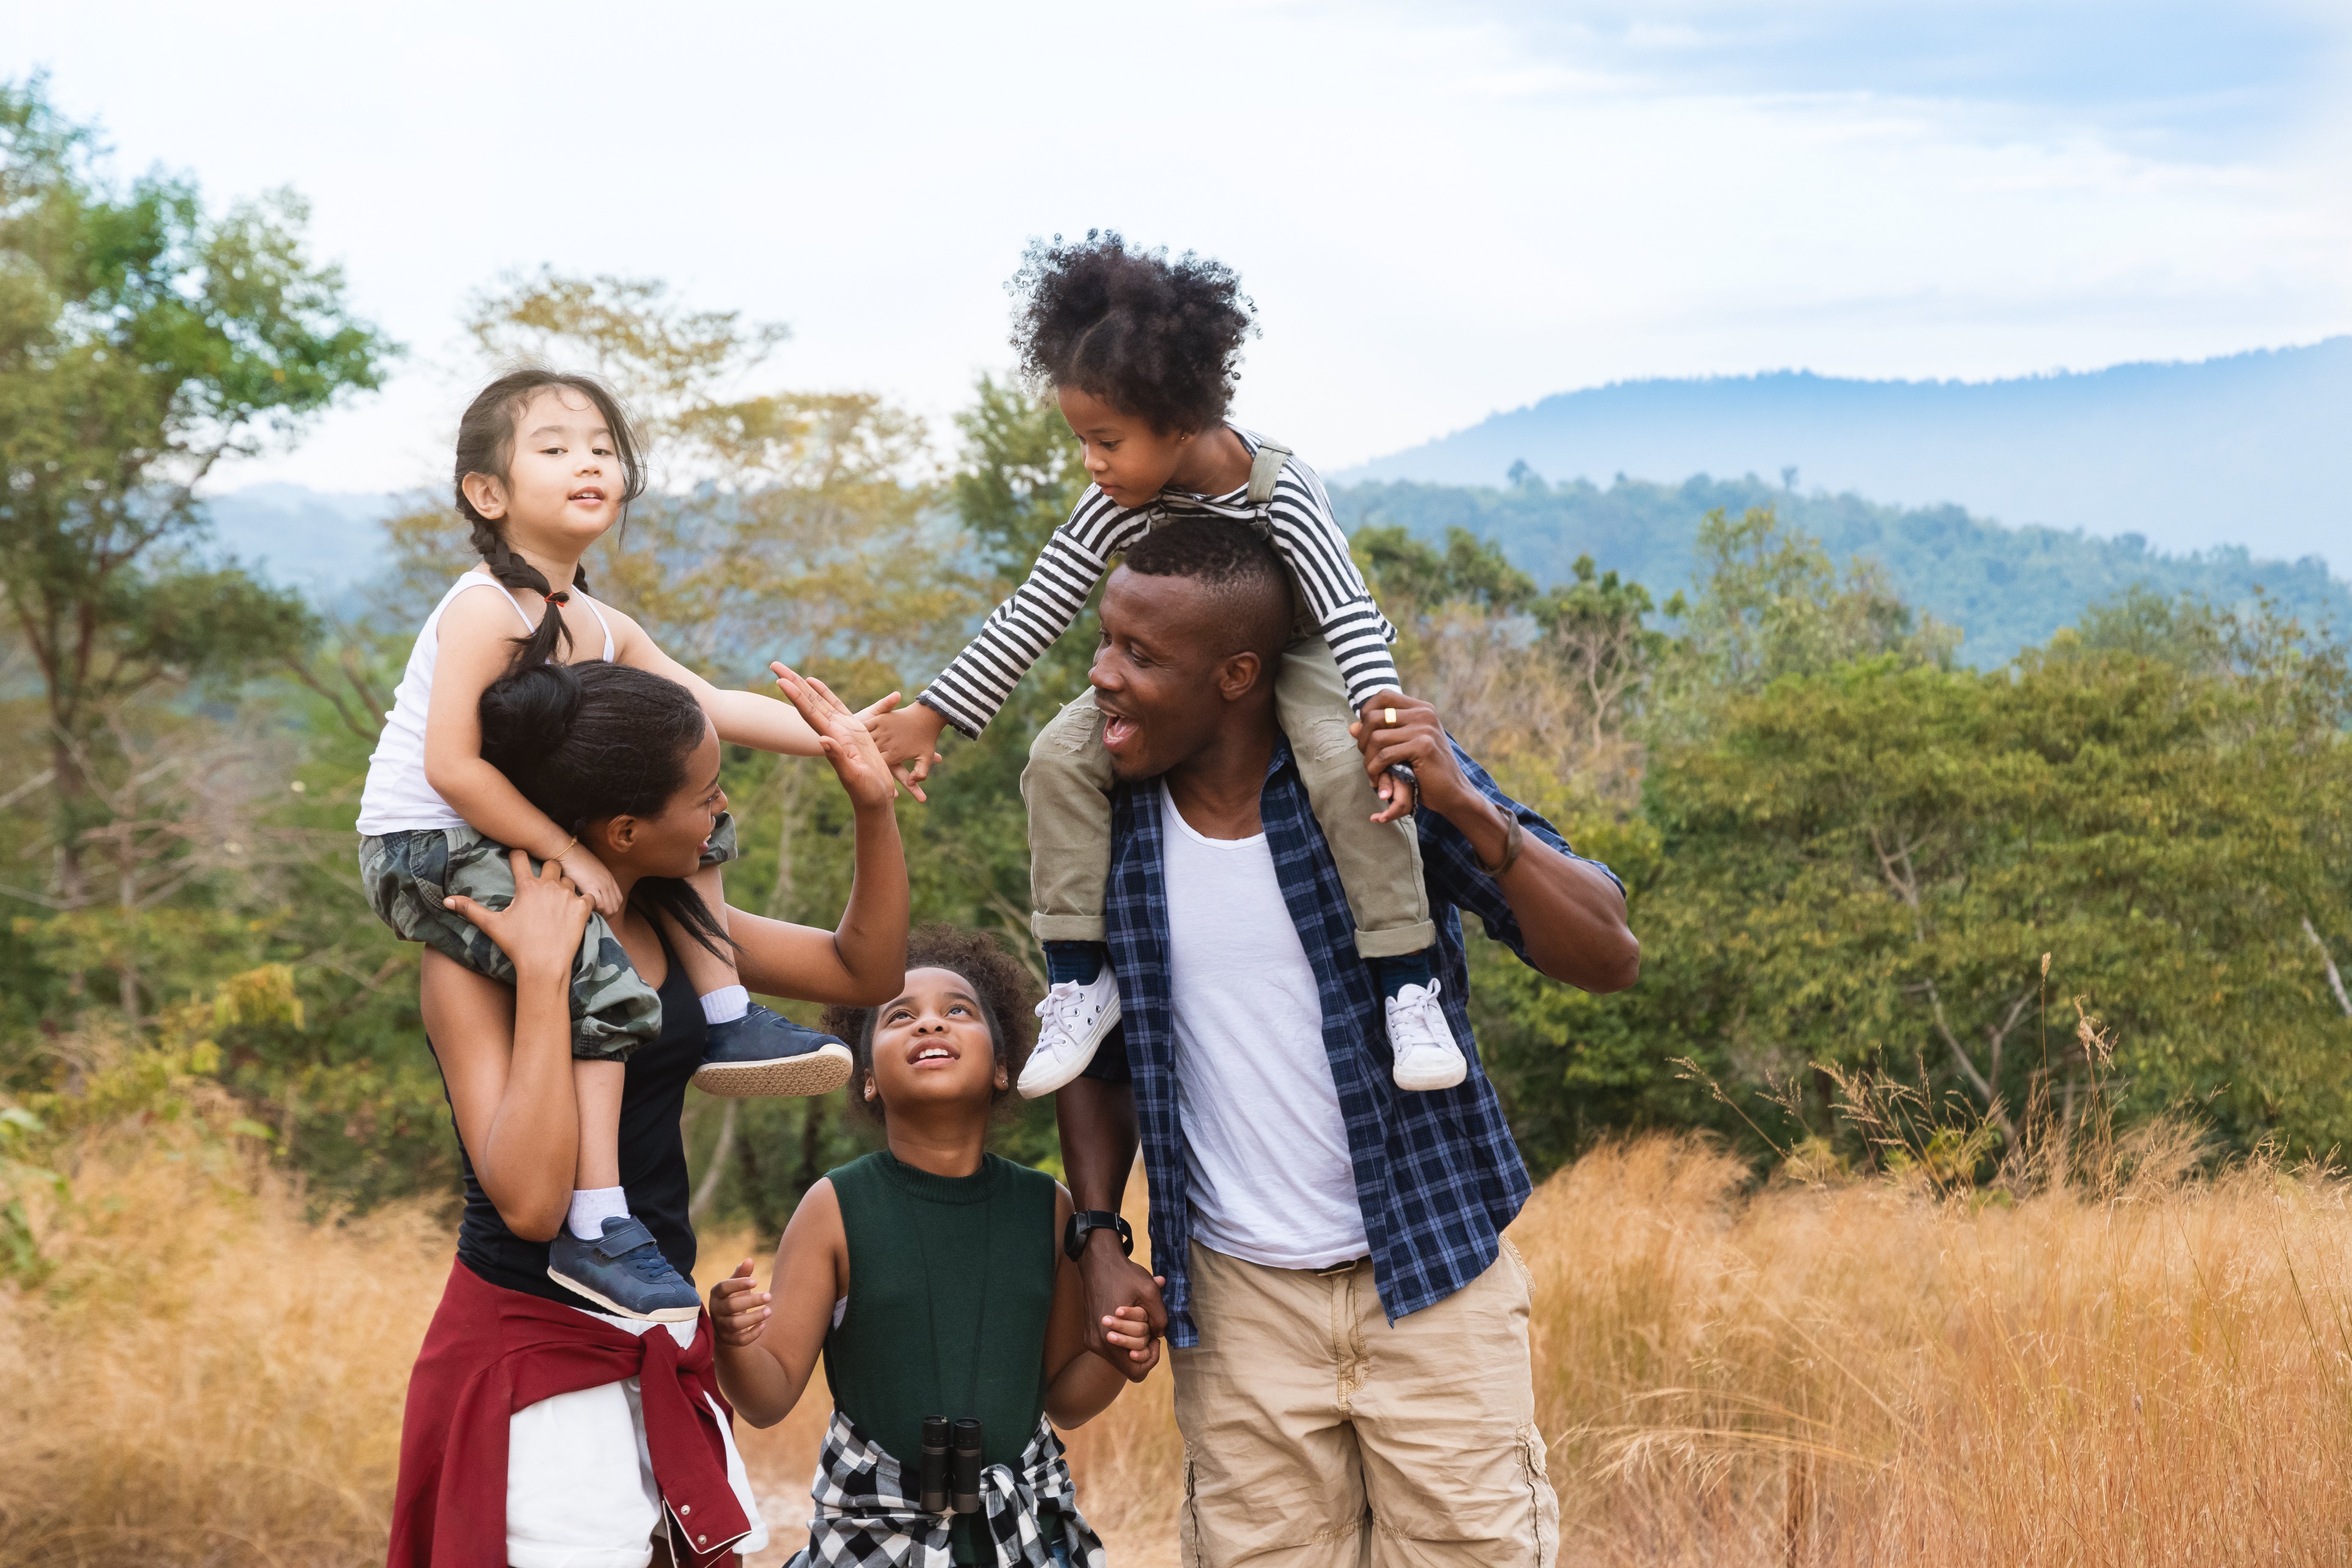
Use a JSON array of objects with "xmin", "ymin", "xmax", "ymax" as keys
[
  {"xmin": 772, "ymin": 662, "xmax": 898, "ymax": 812},
  {"xmin": 1100, "ymin": 1290, "xmax": 1163, "ymax": 1381},
  {"xmin": 446, "ymin": 851, "xmax": 593, "ymax": 980},
  {"xmin": 866, "ymin": 702, "xmax": 947, "ymax": 803},
  {"xmin": 555, "ymin": 841, "xmax": 625, "ymax": 918},
  {"xmin": 709, "ymin": 1258, "xmax": 770, "ymax": 1349}
]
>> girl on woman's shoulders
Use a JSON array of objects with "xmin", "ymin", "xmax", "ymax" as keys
[{"xmin": 388, "ymin": 657, "xmax": 907, "ymax": 1568}]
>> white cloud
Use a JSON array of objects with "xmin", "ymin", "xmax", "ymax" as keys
[{"xmin": 7, "ymin": 0, "xmax": 2347, "ymax": 492}]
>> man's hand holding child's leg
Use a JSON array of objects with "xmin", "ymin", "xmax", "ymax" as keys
[{"xmin": 1351, "ymin": 690, "xmax": 1419, "ymax": 825}]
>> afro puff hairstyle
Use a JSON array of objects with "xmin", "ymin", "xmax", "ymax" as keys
[
  {"xmin": 1010, "ymin": 230, "xmax": 1258, "ymax": 433},
  {"xmin": 820, "ymin": 926, "xmax": 1041, "ymax": 1126}
]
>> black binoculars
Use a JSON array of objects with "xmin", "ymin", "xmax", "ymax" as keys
[{"xmin": 918, "ymin": 1416, "xmax": 983, "ymax": 1514}]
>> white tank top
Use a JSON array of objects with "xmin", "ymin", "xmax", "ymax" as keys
[{"xmin": 354, "ymin": 569, "xmax": 615, "ymax": 836}]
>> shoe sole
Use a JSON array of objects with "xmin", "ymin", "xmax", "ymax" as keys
[
  {"xmin": 692, "ymin": 1042, "xmax": 854, "ymax": 1099},
  {"xmin": 1393, "ymin": 1054, "xmax": 1469, "ymax": 1093},
  {"xmin": 1016, "ymin": 993, "xmax": 1123, "ymax": 1100},
  {"xmin": 546, "ymin": 1267, "xmax": 703, "ymax": 1324}
]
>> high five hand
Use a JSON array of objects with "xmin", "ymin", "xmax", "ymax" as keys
[{"xmin": 771, "ymin": 662, "xmax": 899, "ymax": 811}]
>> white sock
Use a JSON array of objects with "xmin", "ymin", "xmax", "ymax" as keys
[
  {"xmin": 568, "ymin": 1186, "xmax": 629, "ymax": 1241},
  {"xmin": 699, "ymin": 984, "xmax": 750, "ymax": 1025}
]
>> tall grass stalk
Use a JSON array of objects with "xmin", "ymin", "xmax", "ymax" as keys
[{"xmin": 5, "ymin": 1126, "xmax": 2349, "ymax": 1565}]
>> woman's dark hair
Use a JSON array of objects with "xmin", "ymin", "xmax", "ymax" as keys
[
  {"xmin": 455, "ymin": 368, "xmax": 648, "ymax": 671},
  {"xmin": 1010, "ymin": 230, "xmax": 1257, "ymax": 433},
  {"xmin": 476, "ymin": 660, "xmax": 727, "ymax": 958},
  {"xmin": 822, "ymin": 926, "xmax": 1040, "ymax": 1125}
]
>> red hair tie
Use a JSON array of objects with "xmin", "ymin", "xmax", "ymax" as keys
[{"xmin": 544, "ymin": 591, "xmax": 568, "ymax": 605}]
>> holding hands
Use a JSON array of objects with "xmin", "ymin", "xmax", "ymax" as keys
[{"xmin": 1099, "ymin": 1298, "xmax": 1162, "ymax": 1378}]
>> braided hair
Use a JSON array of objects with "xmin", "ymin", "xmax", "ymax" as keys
[{"xmin": 453, "ymin": 368, "xmax": 647, "ymax": 671}]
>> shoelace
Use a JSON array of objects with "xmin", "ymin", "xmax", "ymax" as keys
[
  {"xmin": 619, "ymin": 1241, "xmax": 677, "ymax": 1281},
  {"xmin": 1038, "ymin": 983, "xmax": 1097, "ymax": 1039}
]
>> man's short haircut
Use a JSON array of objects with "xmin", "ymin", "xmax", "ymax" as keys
[{"xmin": 1120, "ymin": 517, "xmax": 1293, "ymax": 664}]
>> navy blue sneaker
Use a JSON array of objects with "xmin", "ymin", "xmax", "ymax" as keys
[
  {"xmin": 692, "ymin": 1004, "xmax": 853, "ymax": 1099},
  {"xmin": 548, "ymin": 1215, "xmax": 702, "ymax": 1323}
]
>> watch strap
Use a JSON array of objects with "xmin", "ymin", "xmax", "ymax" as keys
[{"xmin": 1064, "ymin": 1209, "xmax": 1134, "ymax": 1260}]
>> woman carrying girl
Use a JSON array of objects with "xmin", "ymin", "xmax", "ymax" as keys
[
  {"xmin": 706, "ymin": 927, "xmax": 1157, "ymax": 1567},
  {"xmin": 388, "ymin": 654, "xmax": 908, "ymax": 1568},
  {"xmin": 357, "ymin": 368, "xmax": 894, "ymax": 1320}
]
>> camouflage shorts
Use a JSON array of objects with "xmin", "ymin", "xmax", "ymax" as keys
[{"xmin": 357, "ymin": 814, "xmax": 740, "ymax": 1062}]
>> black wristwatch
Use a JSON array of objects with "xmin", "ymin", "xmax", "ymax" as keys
[{"xmin": 1063, "ymin": 1210, "xmax": 1134, "ymax": 1261}]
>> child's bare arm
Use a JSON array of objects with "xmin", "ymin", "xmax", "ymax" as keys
[
  {"xmin": 710, "ymin": 1178, "xmax": 846, "ymax": 1428},
  {"xmin": 604, "ymin": 603, "xmax": 833, "ymax": 757},
  {"xmin": 1043, "ymin": 1187, "xmax": 1160, "ymax": 1427},
  {"xmin": 422, "ymin": 591, "xmax": 623, "ymax": 912}
]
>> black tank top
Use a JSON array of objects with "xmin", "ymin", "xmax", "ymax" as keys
[{"xmin": 430, "ymin": 928, "xmax": 706, "ymax": 1308}]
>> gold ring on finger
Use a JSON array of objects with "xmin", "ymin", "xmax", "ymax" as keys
[{"xmin": 1384, "ymin": 707, "xmax": 1397, "ymax": 727}]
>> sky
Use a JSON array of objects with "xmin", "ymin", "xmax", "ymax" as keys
[{"xmin": 11, "ymin": 0, "xmax": 2352, "ymax": 496}]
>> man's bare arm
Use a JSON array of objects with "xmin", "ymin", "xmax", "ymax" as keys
[
  {"xmin": 1056, "ymin": 1074, "xmax": 1166, "ymax": 1376},
  {"xmin": 1357, "ymin": 696, "xmax": 1639, "ymax": 994}
]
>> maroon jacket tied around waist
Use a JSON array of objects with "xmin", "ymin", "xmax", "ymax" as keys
[{"xmin": 388, "ymin": 1258, "xmax": 751, "ymax": 1568}]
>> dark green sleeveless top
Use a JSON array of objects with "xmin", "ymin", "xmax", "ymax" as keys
[{"xmin": 823, "ymin": 1150, "xmax": 1058, "ymax": 1478}]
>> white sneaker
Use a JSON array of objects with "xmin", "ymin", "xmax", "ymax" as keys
[
  {"xmin": 1387, "ymin": 979, "xmax": 1468, "ymax": 1091},
  {"xmin": 1020, "ymin": 970, "xmax": 1123, "ymax": 1098}
]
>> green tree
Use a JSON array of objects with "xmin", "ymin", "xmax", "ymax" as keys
[
  {"xmin": 0, "ymin": 76, "xmax": 392, "ymax": 908},
  {"xmin": 1656, "ymin": 505, "xmax": 1957, "ymax": 710}
]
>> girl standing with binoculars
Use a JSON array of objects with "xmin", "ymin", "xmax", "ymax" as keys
[{"xmin": 708, "ymin": 928, "xmax": 1157, "ymax": 1565}]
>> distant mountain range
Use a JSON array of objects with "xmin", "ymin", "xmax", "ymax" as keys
[
  {"xmin": 1338, "ymin": 339, "xmax": 2352, "ymax": 572},
  {"xmin": 203, "ymin": 483, "xmax": 408, "ymax": 602},
  {"xmin": 199, "ymin": 336, "xmax": 2352, "ymax": 668},
  {"xmin": 1328, "ymin": 473, "xmax": 2348, "ymax": 669}
]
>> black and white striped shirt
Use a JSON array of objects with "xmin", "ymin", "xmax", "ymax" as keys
[{"xmin": 919, "ymin": 428, "xmax": 1401, "ymax": 738}]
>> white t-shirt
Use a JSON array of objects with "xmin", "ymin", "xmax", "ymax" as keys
[{"xmin": 1162, "ymin": 782, "xmax": 1369, "ymax": 1270}]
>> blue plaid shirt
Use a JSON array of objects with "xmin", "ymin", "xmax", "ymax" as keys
[{"xmin": 1092, "ymin": 735, "xmax": 1620, "ymax": 1347}]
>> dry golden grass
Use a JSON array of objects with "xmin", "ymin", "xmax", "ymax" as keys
[{"xmin": 5, "ymin": 1131, "xmax": 2349, "ymax": 1566}]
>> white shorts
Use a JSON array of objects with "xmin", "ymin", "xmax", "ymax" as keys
[{"xmin": 505, "ymin": 1312, "xmax": 771, "ymax": 1568}]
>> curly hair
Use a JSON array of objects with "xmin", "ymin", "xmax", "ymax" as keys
[
  {"xmin": 1010, "ymin": 230, "xmax": 1258, "ymax": 433},
  {"xmin": 821, "ymin": 926, "xmax": 1041, "ymax": 1125}
]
